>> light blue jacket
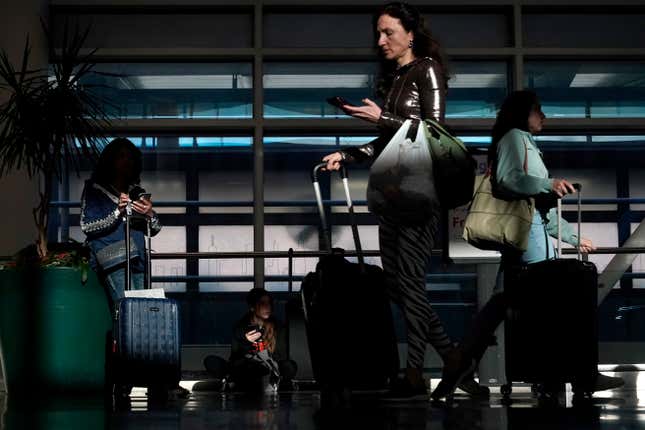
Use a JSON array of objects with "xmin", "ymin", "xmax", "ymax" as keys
[{"xmin": 496, "ymin": 128, "xmax": 579, "ymax": 246}]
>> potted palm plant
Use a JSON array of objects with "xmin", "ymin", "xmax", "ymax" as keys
[{"xmin": 0, "ymin": 23, "xmax": 115, "ymax": 395}]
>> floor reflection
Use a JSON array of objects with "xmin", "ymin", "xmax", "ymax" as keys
[{"xmin": 2, "ymin": 371, "xmax": 645, "ymax": 430}]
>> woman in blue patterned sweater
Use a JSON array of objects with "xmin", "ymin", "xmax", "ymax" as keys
[{"xmin": 80, "ymin": 138, "xmax": 161, "ymax": 309}]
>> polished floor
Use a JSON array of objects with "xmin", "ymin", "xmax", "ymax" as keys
[{"xmin": 2, "ymin": 370, "xmax": 645, "ymax": 429}]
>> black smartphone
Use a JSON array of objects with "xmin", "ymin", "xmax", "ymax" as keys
[
  {"xmin": 326, "ymin": 96, "xmax": 356, "ymax": 109},
  {"xmin": 139, "ymin": 193, "xmax": 152, "ymax": 201}
]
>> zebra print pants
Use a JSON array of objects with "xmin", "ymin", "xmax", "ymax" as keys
[{"xmin": 379, "ymin": 215, "xmax": 454, "ymax": 370}]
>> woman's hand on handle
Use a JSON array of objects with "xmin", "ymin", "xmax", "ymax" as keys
[
  {"xmin": 322, "ymin": 152, "xmax": 344, "ymax": 171},
  {"xmin": 118, "ymin": 193, "xmax": 129, "ymax": 214},
  {"xmin": 552, "ymin": 178, "xmax": 577, "ymax": 198},
  {"xmin": 578, "ymin": 237, "xmax": 596, "ymax": 254}
]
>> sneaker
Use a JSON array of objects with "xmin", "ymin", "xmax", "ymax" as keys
[
  {"xmin": 382, "ymin": 378, "xmax": 429, "ymax": 401},
  {"xmin": 594, "ymin": 373, "xmax": 625, "ymax": 392},
  {"xmin": 457, "ymin": 376, "xmax": 490, "ymax": 397},
  {"xmin": 431, "ymin": 353, "xmax": 477, "ymax": 401}
]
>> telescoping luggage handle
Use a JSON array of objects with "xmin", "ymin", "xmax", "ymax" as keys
[
  {"xmin": 124, "ymin": 210, "xmax": 153, "ymax": 291},
  {"xmin": 557, "ymin": 183, "xmax": 582, "ymax": 260},
  {"xmin": 312, "ymin": 163, "xmax": 365, "ymax": 269}
]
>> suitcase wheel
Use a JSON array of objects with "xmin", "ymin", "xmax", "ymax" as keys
[
  {"xmin": 572, "ymin": 383, "xmax": 593, "ymax": 401},
  {"xmin": 501, "ymin": 383, "xmax": 512, "ymax": 397},
  {"xmin": 531, "ymin": 383, "xmax": 540, "ymax": 396}
]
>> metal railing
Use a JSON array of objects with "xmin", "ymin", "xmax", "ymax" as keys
[
  {"xmin": 47, "ymin": 197, "xmax": 645, "ymax": 208},
  {"xmin": 145, "ymin": 247, "xmax": 645, "ymax": 289}
]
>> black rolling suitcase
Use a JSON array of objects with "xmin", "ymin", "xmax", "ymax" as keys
[
  {"xmin": 502, "ymin": 184, "xmax": 598, "ymax": 398},
  {"xmin": 109, "ymin": 210, "xmax": 181, "ymax": 393},
  {"xmin": 301, "ymin": 163, "xmax": 399, "ymax": 392}
]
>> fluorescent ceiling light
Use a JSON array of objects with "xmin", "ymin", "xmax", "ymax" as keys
[
  {"xmin": 118, "ymin": 75, "xmax": 252, "ymax": 90},
  {"xmin": 570, "ymin": 73, "xmax": 615, "ymax": 88},
  {"xmin": 263, "ymin": 74, "xmax": 370, "ymax": 89},
  {"xmin": 593, "ymin": 136, "xmax": 645, "ymax": 143},
  {"xmin": 450, "ymin": 73, "xmax": 505, "ymax": 88},
  {"xmin": 535, "ymin": 135, "xmax": 587, "ymax": 142}
]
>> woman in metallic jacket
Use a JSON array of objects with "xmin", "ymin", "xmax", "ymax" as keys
[{"xmin": 323, "ymin": 2, "xmax": 486, "ymax": 399}]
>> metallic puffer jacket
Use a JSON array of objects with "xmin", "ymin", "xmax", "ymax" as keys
[{"xmin": 342, "ymin": 56, "xmax": 446, "ymax": 163}]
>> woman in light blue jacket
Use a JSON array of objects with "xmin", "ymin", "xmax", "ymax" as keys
[{"xmin": 431, "ymin": 91, "xmax": 623, "ymax": 399}]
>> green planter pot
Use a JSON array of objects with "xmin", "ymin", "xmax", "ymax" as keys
[{"xmin": 0, "ymin": 267, "xmax": 111, "ymax": 394}]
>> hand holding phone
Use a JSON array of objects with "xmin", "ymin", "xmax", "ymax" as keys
[
  {"xmin": 246, "ymin": 324, "xmax": 264, "ymax": 343},
  {"xmin": 326, "ymin": 96, "xmax": 356, "ymax": 110}
]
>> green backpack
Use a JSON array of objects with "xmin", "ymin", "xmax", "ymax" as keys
[{"xmin": 424, "ymin": 119, "xmax": 477, "ymax": 209}]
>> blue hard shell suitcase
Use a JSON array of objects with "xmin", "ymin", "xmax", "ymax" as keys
[
  {"xmin": 114, "ymin": 297, "xmax": 181, "ymax": 388},
  {"xmin": 110, "ymin": 213, "xmax": 181, "ymax": 389}
]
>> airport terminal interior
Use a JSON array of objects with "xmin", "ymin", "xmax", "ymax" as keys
[{"xmin": 1, "ymin": 0, "xmax": 645, "ymax": 428}]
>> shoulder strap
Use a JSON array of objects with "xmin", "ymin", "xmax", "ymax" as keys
[{"xmin": 522, "ymin": 135, "xmax": 529, "ymax": 174}]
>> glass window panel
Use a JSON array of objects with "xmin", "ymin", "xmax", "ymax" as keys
[
  {"xmin": 264, "ymin": 137, "xmax": 339, "ymax": 213},
  {"xmin": 67, "ymin": 170, "xmax": 92, "ymax": 215},
  {"xmin": 140, "ymin": 171, "xmax": 186, "ymax": 214},
  {"xmin": 263, "ymin": 62, "xmax": 378, "ymax": 118},
  {"xmin": 524, "ymin": 62, "xmax": 645, "ymax": 118},
  {"xmin": 198, "ymin": 226, "xmax": 253, "ymax": 292},
  {"xmin": 523, "ymin": 13, "xmax": 645, "ymax": 49},
  {"xmin": 199, "ymin": 171, "xmax": 253, "ymax": 214},
  {"xmin": 460, "ymin": 136, "xmax": 492, "ymax": 146},
  {"xmin": 264, "ymin": 13, "xmax": 373, "ymax": 48},
  {"xmin": 630, "ymin": 169, "xmax": 645, "ymax": 211},
  {"xmin": 197, "ymin": 140, "xmax": 253, "ymax": 214},
  {"xmin": 332, "ymin": 225, "xmax": 381, "ymax": 267},
  {"xmin": 423, "ymin": 13, "xmax": 511, "ymax": 48},
  {"xmin": 264, "ymin": 61, "xmax": 507, "ymax": 119},
  {"xmin": 79, "ymin": 63, "xmax": 252, "ymax": 119},
  {"xmin": 533, "ymin": 135, "xmax": 645, "ymax": 151},
  {"xmin": 264, "ymin": 136, "xmax": 376, "ymax": 152},
  {"xmin": 194, "ymin": 137, "xmax": 252, "ymax": 148},
  {"xmin": 446, "ymin": 62, "xmax": 508, "ymax": 118},
  {"xmin": 631, "ymin": 223, "xmax": 645, "ymax": 289},
  {"xmin": 560, "ymin": 223, "xmax": 618, "ymax": 276},
  {"xmin": 264, "ymin": 225, "xmax": 319, "ymax": 292},
  {"xmin": 592, "ymin": 136, "xmax": 645, "ymax": 147},
  {"xmin": 151, "ymin": 227, "xmax": 186, "ymax": 293},
  {"xmin": 53, "ymin": 12, "xmax": 253, "ymax": 49},
  {"xmin": 264, "ymin": 136, "xmax": 375, "ymax": 214},
  {"xmin": 330, "ymin": 169, "xmax": 370, "ymax": 213},
  {"xmin": 265, "ymin": 170, "xmax": 317, "ymax": 214},
  {"xmin": 264, "ymin": 12, "xmax": 510, "ymax": 49},
  {"xmin": 67, "ymin": 167, "xmax": 184, "ymax": 214},
  {"xmin": 547, "ymin": 168, "xmax": 617, "ymax": 211}
]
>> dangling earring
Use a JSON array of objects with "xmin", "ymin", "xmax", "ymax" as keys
[{"xmin": 408, "ymin": 39, "xmax": 414, "ymax": 49}]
